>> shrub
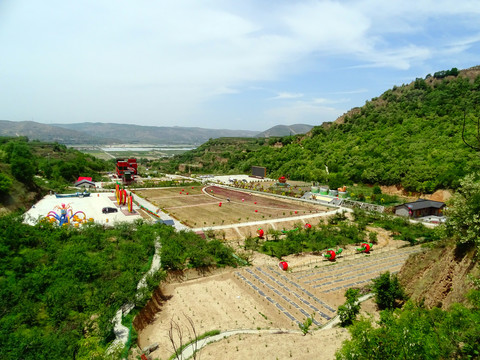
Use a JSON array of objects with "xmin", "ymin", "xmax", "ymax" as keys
[
  {"xmin": 372, "ymin": 272, "xmax": 407, "ymax": 310},
  {"xmin": 298, "ymin": 314, "xmax": 314, "ymax": 335},
  {"xmin": 338, "ymin": 288, "xmax": 361, "ymax": 326},
  {"xmin": 0, "ymin": 172, "xmax": 13, "ymax": 194}
]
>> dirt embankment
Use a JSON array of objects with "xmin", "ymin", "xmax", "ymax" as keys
[
  {"xmin": 134, "ymin": 287, "xmax": 172, "ymax": 331},
  {"xmin": 399, "ymin": 242, "xmax": 479, "ymax": 309},
  {"xmin": 134, "ymin": 267, "xmax": 232, "ymax": 331},
  {"xmin": 380, "ymin": 185, "xmax": 452, "ymax": 203}
]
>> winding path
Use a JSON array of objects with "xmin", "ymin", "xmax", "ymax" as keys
[{"xmin": 107, "ymin": 239, "xmax": 162, "ymax": 356}]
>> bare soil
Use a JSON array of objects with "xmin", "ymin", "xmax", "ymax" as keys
[
  {"xmin": 380, "ymin": 185, "xmax": 452, "ymax": 203},
  {"xmin": 197, "ymin": 328, "xmax": 350, "ymax": 360},
  {"xmin": 136, "ymin": 186, "xmax": 328, "ymax": 228},
  {"xmin": 137, "ymin": 271, "xmax": 291, "ymax": 357},
  {"xmin": 399, "ymin": 241, "xmax": 479, "ymax": 309}
]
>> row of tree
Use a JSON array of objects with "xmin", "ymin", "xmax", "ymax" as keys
[{"xmin": 243, "ymin": 209, "xmax": 439, "ymax": 259}]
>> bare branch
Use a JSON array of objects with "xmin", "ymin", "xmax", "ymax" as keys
[
  {"xmin": 462, "ymin": 109, "xmax": 480, "ymax": 151},
  {"xmin": 168, "ymin": 317, "xmax": 183, "ymax": 360},
  {"xmin": 185, "ymin": 313, "xmax": 199, "ymax": 360}
]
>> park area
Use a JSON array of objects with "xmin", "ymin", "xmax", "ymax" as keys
[
  {"xmin": 135, "ymin": 185, "xmax": 328, "ymax": 229},
  {"xmin": 23, "ymin": 192, "xmax": 144, "ymax": 226}
]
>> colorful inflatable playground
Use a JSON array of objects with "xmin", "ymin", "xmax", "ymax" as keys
[
  {"xmin": 115, "ymin": 183, "xmax": 134, "ymax": 212},
  {"xmin": 45, "ymin": 203, "xmax": 91, "ymax": 227},
  {"xmin": 25, "ymin": 186, "xmax": 143, "ymax": 228}
]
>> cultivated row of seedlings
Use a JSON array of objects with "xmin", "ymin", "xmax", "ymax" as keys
[
  {"xmin": 235, "ymin": 265, "xmax": 336, "ymax": 327},
  {"xmin": 296, "ymin": 246, "xmax": 423, "ymax": 293}
]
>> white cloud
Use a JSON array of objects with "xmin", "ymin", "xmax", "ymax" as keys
[
  {"xmin": 329, "ymin": 89, "xmax": 369, "ymax": 95},
  {"xmin": 270, "ymin": 92, "xmax": 304, "ymax": 100},
  {"xmin": 1, "ymin": 0, "xmax": 480, "ymax": 127},
  {"xmin": 312, "ymin": 97, "xmax": 349, "ymax": 105},
  {"xmin": 265, "ymin": 100, "xmax": 343, "ymax": 125}
]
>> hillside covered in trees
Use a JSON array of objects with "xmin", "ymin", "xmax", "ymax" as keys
[
  {"xmin": 0, "ymin": 137, "xmax": 112, "ymax": 212},
  {"xmin": 0, "ymin": 216, "xmax": 240, "ymax": 359},
  {"xmin": 160, "ymin": 67, "xmax": 480, "ymax": 193}
]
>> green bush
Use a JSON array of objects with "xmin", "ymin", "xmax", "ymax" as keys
[
  {"xmin": 0, "ymin": 172, "xmax": 13, "ymax": 194},
  {"xmin": 298, "ymin": 315, "xmax": 314, "ymax": 335},
  {"xmin": 338, "ymin": 288, "xmax": 361, "ymax": 326},
  {"xmin": 336, "ymin": 300, "xmax": 480, "ymax": 360},
  {"xmin": 372, "ymin": 272, "xmax": 407, "ymax": 310}
]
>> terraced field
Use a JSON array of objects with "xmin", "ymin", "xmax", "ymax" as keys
[{"xmin": 234, "ymin": 246, "xmax": 423, "ymax": 327}]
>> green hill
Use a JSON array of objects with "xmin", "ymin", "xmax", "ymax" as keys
[
  {"xmin": 255, "ymin": 123, "xmax": 314, "ymax": 137},
  {"xmin": 52, "ymin": 122, "xmax": 259, "ymax": 145},
  {"xmin": 0, "ymin": 137, "xmax": 112, "ymax": 212},
  {"xmin": 160, "ymin": 67, "xmax": 480, "ymax": 193}
]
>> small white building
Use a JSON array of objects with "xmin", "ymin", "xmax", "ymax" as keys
[{"xmin": 74, "ymin": 177, "xmax": 96, "ymax": 189}]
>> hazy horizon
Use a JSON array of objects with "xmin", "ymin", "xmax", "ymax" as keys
[{"xmin": 1, "ymin": 1, "xmax": 480, "ymax": 130}]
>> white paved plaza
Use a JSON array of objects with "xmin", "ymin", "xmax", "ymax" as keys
[{"xmin": 23, "ymin": 192, "xmax": 143, "ymax": 226}]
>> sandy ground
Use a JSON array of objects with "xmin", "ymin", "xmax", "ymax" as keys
[
  {"xmin": 380, "ymin": 185, "xmax": 452, "ymax": 203},
  {"xmin": 198, "ymin": 298, "xmax": 374, "ymax": 360},
  {"xmin": 196, "ymin": 328, "xmax": 350, "ymax": 360},
  {"xmin": 138, "ymin": 271, "xmax": 292, "ymax": 357},
  {"xmin": 23, "ymin": 192, "xmax": 143, "ymax": 226}
]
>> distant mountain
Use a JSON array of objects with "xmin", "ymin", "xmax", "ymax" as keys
[
  {"xmin": 0, "ymin": 120, "xmax": 314, "ymax": 145},
  {"xmin": 0, "ymin": 121, "xmax": 259, "ymax": 145},
  {"xmin": 0, "ymin": 120, "xmax": 119, "ymax": 144},
  {"xmin": 52, "ymin": 122, "xmax": 258, "ymax": 145},
  {"xmin": 255, "ymin": 124, "xmax": 314, "ymax": 137}
]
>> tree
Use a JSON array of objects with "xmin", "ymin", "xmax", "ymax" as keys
[
  {"xmin": 461, "ymin": 110, "xmax": 480, "ymax": 151},
  {"xmin": 0, "ymin": 172, "xmax": 13, "ymax": 195},
  {"xmin": 372, "ymin": 271, "xmax": 407, "ymax": 310},
  {"xmin": 336, "ymin": 300, "xmax": 480, "ymax": 360},
  {"xmin": 298, "ymin": 314, "xmax": 314, "ymax": 335},
  {"xmin": 10, "ymin": 156, "xmax": 35, "ymax": 184},
  {"xmin": 168, "ymin": 314, "xmax": 200, "ymax": 360},
  {"xmin": 445, "ymin": 173, "xmax": 480, "ymax": 251},
  {"xmin": 338, "ymin": 288, "xmax": 361, "ymax": 326}
]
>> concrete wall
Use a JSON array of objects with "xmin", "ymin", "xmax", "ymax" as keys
[{"xmin": 395, "ymin": 206, "xmax": 410, "ymax": 217}]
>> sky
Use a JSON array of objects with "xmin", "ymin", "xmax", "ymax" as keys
[{"xmin": 1, "ymin": 1, "xmax": 480, "ymax": 131}]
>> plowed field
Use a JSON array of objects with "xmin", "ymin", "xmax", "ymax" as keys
[{"xmin": 135, "ymin": 186, "xmax": 328, "ymax": 228}]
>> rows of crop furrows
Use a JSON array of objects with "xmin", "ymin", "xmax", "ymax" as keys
[
  {"xmin": 235, "ymin": 246, "xmax": 423, "ymax": 327},
  {"xmin": 234, "ymin": 265, "xmax": 336, "ymax": 327},
  {"xmin": 296, "ymin": 246, "xmax": 424, "ymax": 293}
]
